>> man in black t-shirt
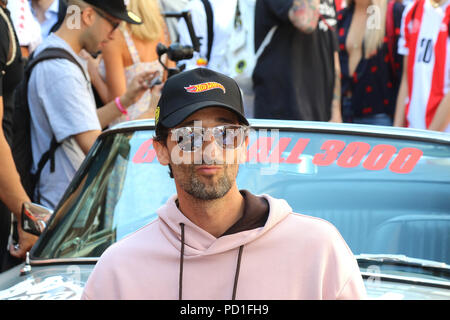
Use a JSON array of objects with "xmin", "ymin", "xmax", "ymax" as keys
[{"xmin": 253, "ymin": 0, "xmax": 342, "ymax": 122}]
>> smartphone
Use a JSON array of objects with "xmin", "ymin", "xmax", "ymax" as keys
[{"xmin": 146, "ymin": 76, "xmax": 162, "ymax": 88}]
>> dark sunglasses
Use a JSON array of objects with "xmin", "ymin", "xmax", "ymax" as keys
[
  {"xmin": 92, "ymin": 7, "xmax": 120, "ymax": 32},
  {"xmin": 170, "ymin": 124, "xmax": 249, "ymax": 152}
]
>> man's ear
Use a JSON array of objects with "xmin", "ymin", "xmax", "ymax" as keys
[
  {"xmin": 81, "ymin": 6, "xmax": 96, "ymax": 27},
  {"xmin": 153, "ymin": 140, "xmax": 170, "ymax": 166}
]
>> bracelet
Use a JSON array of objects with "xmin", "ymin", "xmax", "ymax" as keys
[{"xmin": 114, "ymin": 96, "xmax": 129, "ymax": 121}]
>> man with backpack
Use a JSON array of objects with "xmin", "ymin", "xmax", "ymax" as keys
[{"xmin": 26, "ymin": 0, "xmax": 158, "ymax": 211}]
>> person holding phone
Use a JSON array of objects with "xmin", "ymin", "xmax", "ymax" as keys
[
  {"xmin": 86, "ymin": 0, "xmax": 175, "ymax": 127},
  {"xmin": 27, "ymin": 0, "xmax": 158, "ymax": 210}
]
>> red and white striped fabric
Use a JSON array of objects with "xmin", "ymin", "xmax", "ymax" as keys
[
  {"xmin": 7, "ymin": 0, "xmax": 41, "ymax": 52},
  {"xmin": 398, "ymin": 0, "xmax": 450, "ymax": 133}
]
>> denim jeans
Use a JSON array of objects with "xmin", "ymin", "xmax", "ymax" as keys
[
  {"xmin": 342, "ymin": 96, "xmax": 354, "ymax": 123},
  {"xmin": 353, "ymin": 113, "xmax": 393, "ymax": 126},
  {"xmin": 342, "ymin": 96, "xmax": 393, "ymax": 126}
]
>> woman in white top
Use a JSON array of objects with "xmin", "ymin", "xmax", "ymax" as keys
[{"xmin": 88, "ymin": 0, "xmax": 174, "ymax": 126}]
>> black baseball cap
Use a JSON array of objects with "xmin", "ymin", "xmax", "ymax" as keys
[
  {"xmin": 83, "ymin": 0, "xmax": 142, "ymax": 24},
  {"xmin": 155, "ymin": 68, "xmax": 249, "ymax": 128}
]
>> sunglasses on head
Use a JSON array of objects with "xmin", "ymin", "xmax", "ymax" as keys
[
  {"xmin": 170, "ymin": 124, "xmax": 249, "ymax": 152},
  {"xmin": 92, "ymin": 7, "xmax": 120, "ymax": 32}
]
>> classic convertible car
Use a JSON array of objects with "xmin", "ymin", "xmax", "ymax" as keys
[{"xmin": 0, "ymin": 119, "xmax": 449, "ymax": 300}]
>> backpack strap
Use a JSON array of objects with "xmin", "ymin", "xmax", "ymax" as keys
[
  {"xmin": 200, "ymin": 0, "xmax": 214, "ymax": 63},
  {"xmin": 25, "ymin": 47, "xmax": 88, "ymax": 202},
  {"xmin": 26, "ymin": 47, "xmax": 88, "ymax": 81},
  {"xmin": 255, "ymin": 26, "xmax": 277, "ymax": 61},
  {"xmin": 34, "ymin": 137, "xmax": 60, "ymax": 203}
]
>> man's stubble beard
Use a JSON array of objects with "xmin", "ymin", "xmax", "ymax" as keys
[{"xmin": 174, "ymin": 164, "xmax": 238, "ymax": 201}]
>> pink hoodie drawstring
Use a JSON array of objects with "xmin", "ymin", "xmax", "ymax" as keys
[
  {"xmin": 178, "ymin": 223, "xmax": 244, "ymax": 300},
  {"xmin": 179, "ymin": 223, "xmax": 185, "ymax": 300},
  {"xmin": 232, "ymin": 245, "xmax": 244, "ymax": 300}
]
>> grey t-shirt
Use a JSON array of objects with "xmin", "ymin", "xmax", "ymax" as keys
[{"xmin": 28, "ymin": 33, "xmax": 101, "ymax": 209}]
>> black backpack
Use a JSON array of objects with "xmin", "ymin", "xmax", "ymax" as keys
[{"xmin": 12, "ymin": 47, "xmax": 88, "ymax": 203}]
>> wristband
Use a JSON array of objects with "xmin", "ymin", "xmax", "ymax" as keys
[{"xmin": 115, "ymin": 96, "xmax": 129, "ymax": 121}]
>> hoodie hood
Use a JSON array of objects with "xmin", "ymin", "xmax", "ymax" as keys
[{"xmin": 157, "ymin": 193, "xmax": 293, "ymax": 256}]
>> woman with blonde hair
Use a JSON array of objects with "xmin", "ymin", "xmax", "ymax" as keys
[
  {"xmin": 88, "ymin": 0, "xmax": 174, "ymax": 126},
  {"xmin": 337, "ymin": 0, "xmax": 405, "ymax": 125}
]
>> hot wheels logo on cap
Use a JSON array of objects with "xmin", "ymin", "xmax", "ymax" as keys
[{"xmin": 184, "ymin": 82, "xmax": 226, "ymax": 94}]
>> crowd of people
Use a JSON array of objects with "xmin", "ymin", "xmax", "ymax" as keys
[{"xmin": 0, "ymin": 0, "xmax": 449, "ymax": 275}]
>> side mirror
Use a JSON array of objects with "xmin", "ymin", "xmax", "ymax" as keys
[{"xmin": 21, "ymin": 202, "xmax": 53, "ymax": 236}]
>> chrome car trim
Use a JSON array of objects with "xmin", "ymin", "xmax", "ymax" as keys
[
  {"xmin": 20, "ymin": 252, "xmax": 32, "ymax": 276},
  {"xmin": 29, "ymin": 257, "xmax": 99, "ymax": 266},
  {"xmin": 361, "ymin": 271, "xmax": 450, "ymax": 289},
  {"xmin": 357, "ymin": 254, "xmax": 450, "ymax": 271}
]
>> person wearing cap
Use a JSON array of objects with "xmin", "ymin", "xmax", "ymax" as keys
[
  {"xmin": 87, "ymin": 0, "xmax": 175, "ymax": 127},
  {"xmin": 27, "ymin": 0, "xmax": 158, "ymax": 211},
  {"xmin": 82, "ymin": 68, "xmax": 366, "ymax": 300}
]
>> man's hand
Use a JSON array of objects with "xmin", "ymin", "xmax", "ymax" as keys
[
  {"xmin": 122, "ymin": 71, "xmax": 160, "ymax": 107},
  {"xmin": 9, "ymin": 222, "xmax": 38, "ymax": 260},
  {"xmin": 79, "ymin": 49, "xmax": 102, "ymax": 78}
]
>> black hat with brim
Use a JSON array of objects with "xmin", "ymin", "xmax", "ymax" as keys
[
  {"xmin": 83, "ymin": 0, "xmax": 142, "ymax": 24},
  {"xmin": 155, "ymin": 68, "xmax": 249, "ymax": 128}
]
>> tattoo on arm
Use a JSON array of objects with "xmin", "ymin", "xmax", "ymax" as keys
[
  {"xmin": 291, "ymin": 0, "xmax": 318, "ymax": 15},
  {"xmin": 289, "ymin": 0, "xmax": 320, "ymax": 33}
]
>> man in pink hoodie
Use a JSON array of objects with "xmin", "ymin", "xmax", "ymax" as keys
[{"xmin": 81, "ymin": 68, "xmax": 367, "ymax": 300}]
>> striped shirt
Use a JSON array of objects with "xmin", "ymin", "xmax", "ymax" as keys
[{"xmin": 398, "ymin": 0, "xmax": 450, "ymax": 132}]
